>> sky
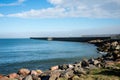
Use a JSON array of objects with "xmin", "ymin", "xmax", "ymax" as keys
[{"xmin": 0, "ymin": 0, "xmax": 120, "ymax": 38}]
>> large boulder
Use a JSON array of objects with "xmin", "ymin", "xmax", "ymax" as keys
[
  {"xmin": 73, "ymin": 62, "xmax": 81, "ymax": 68},
  {"xmin": 60, "ymin": 69, "xmax": 74, "ymax": 79},
  {"xmin": 50, "ymin": 65, "xmax": 59, "ymax": 71},
  {"xmin": 57, "ymin": 77, "xmax": 67, "ymax": 80},
  {"xmin": 113, "ymin": 50, "xmax": 119, "ymax": 54},
  {"xmin": 68, "ymin": 64, "xmax": 74, "ymax": 69},
  {"xmin": 111, "ymin": 41, "xmax": 118, "ymax": 47},
  {"xmin": 71, "ymin": 75, "xmax": 80, "ymax": 80},
  {"xmin": 32, "ymin": 74, "xmax": 41, "ymax": 80},
  {"xmin": 31, "ymin": 70, "xmax": 38, "ymax": 76},
  {"xmin": 113, "ymin": 52, "xmax": 120, "ymax": 60},
  {"xmin": 104, "ymin": 42, "xmax": 111, "ymax": 47},
  {"xmin": 0, "ymin": 76, "xmax": 9, "ymax": 80},
  {"xmin": 8, "ymin": 73, "xmax": 19, "ymax": 79},
  {"xmin": 115, "ymin": 45, "xmax": 120, "ymax": 50},
  {"xmin": 18, "ymin": 68, "xmax": 30, "ymax": 76},
  {"xmin": 59, "ymin": 64, "xmax": 68, "ymax": 70},
  {"xmin": 85, "ymin": 64, "xmax": 98, "ymax": 70},
  {"xmin": 40, "ymin": 71, "xmax": 51, "ymax": 80},
  {"xmin": 93, "ymin": 60, "xmax": 100, "ymax": 65},
  {"xmin": 49, "ymin": 70, "xmax": 61, "ymax": 80},
  {"xmin": 0, "ymin": 74, "xmax": 3, "ymax": 78},
  {"xmin": 23, "ymin": 75, "xmax": 33, "ymax": 80},
  {"xmin": 73, "ymin": 67, "xmax": 86, "ymax": 75},
  {"xmin": 81, "ymin": 59, "xmax": 89, "ymax": 67},
  {"xmin": 36, "ymin": 70, "xmax": 43, "ymax": 75},
  {"xmin": 88, "ymin": 58, "xmax": 94, "ymax": 64}
]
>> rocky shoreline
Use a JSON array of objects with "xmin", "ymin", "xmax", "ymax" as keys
[{"xmin": 0, "ymin": 39, "xmax": 120, "ymax": 80}]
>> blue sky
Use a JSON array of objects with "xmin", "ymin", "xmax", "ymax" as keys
[{"xmin": 0, "ymin": 0, "xmax": 120, "ymax": 38}]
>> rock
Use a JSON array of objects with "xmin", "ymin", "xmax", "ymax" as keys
[
  {"xmin": 113, "ymin": 52, "xmax": 120, "ymax": 60},
  {"xmin": 18, "ymin": 68, "xmax": 30, "ymax": 76},
  {"xmin": 32, "ymin": 74, "xmax": 41, "ymax": 80},
  {"xmin": 115, "ymin": 45, "xmax": 120, "ymax": 50},
  {"xmin": 96, "ymin": 63, "xmax": 102, "ymax": 68},
  {"xmin": 81, "ymin": 59, "xmax": 89, "ymax": 67},
  {"xmin": 60, "ymin": 69, "xmax": 74, "ymax": 79},
  {"xmin": 73, "ymin": 62, "xmax": 81, "ymax": 68},
  {"xmin": 113, "ymin": 50, "xmax": 119, "ymax": 54},
  {"xmin": 85, "ymin": 64, "xmax": 98, "ymax": 69},
  {"xmin": 74, "ymin": 67, "xmax": 86, "ymax": 75},
  {"xmin": 0, "ymin": 74, "xmax": 3, "ymax": 78},
  {"xmin": 40, "ymin": 75, "xmax": 50, "ymax": 80},
  {"xmin": 8, "ymin": 73, "xmax": 19, "ymax": 79},
  {"xmin": 18, "ymin": 76, "xmax": 23, "ymax": 80},
  {"xmin": 116, "ymin": 59, "xmax": 120, "ymax": 62},
  {"xmin": 71, "ymin": 75, "xmax": 80, "ymax": 80},
  {"xmin": 59, "ymin": 64, "xmax": 68, "ymax": 70},
  {"xmin": 68, "ymin": 64, "xmax": 74, "ymax": 69},
  {"xmin": 40, "ymin": 71, "xmax": 51, "ymax": 80},
  {"xmin": 0, "ymin": 76, "xmax": 9, "ymax": 80},
  {"xmin": 49, "ymin": 70, "xmax": 61, "ymax": 80},
  {"xmin": 105, "ymin": 43, "xmax": 111, "ymax": 47},
  {"xmin": 88, "ymin": 58, "xmax": 94, "ymax": 64},
  {"xmin": 57, "ymin": 77, "xmax": 67, "ymax": 80},
  {"xmin": 112, "ymin": 66, "xmax": 120, "ymax": 70},
  {"xmin": 36, "ymin": 70, "xmax": 43, "ymax": 75},
  {"xmin": 50, "ymin": 65, "xmax": 59, "ymax": 71},
  {"xmin": 105, "ymin": 61, "xmax": 115, "ymax": 66},
  {"xmin": 66, "ymin": 70, "xmax": 74, "ymax": 78},
  {"xmin": 23, "ymin": 75, "xmax": 33, "ymax": 80},
  {"xmin": 93, "ymin": 60, "xmax": 100, "ymax": 65},
  {"xmin": 88, "ymin": 39, "xmax": 103, "ymax": 43},
  {"xmin": 111, "ymin": 41, "xmax": 118, "ymax": 46},
  {"xmin": 97, "ymin": 57, "xmax": 104, "ymax": 62},
  {"xmin": 101, "ymin": 53, "xmax": 113, "ymax": 60},
  {"xmin": 31, "ymin": 70, "xmax": 38, "ymax": 76}
]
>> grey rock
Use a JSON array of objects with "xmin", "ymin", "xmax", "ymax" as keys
[
  {"xmin": 68, "ymin": 64, "xmax": 74, "ymax": 69},
  {"xmin": 18, "ymin": 68, "xmax": 30, "ymax": 76},
  {"xmin": 40, "ymin": 71, "xmax": 50, "ymax": 80},
  {"xmin": 23, "ymin": 75, "xmax": 33, "ymax": 80},
  {"xmin": 81, "ymin": 59, "xmax": 89, "ymax": 67},
  {"xmin": 49, "ymin": 70, "xmax": 61, "ymax": 80},
  {"xmin": 93, "ymin": 60, "xmax": 100, "ymax": 65},
  {"xmin": 32, "ymin": 74, "xmax": 41, "ymax": 80},
  {"xmin": 59, "ymin": 64, "xmax": 68, "ymax": 70},
  {"xmin": 73, "ymin": 62, "xmax": 81, "ymax": 68},
  {"xmin": 74, "ymin": 67, "xmax": 86, "ymax": 75},
  {"xmin": 60, "ymin": 69, "xmax": 74, "ymax": 79}
]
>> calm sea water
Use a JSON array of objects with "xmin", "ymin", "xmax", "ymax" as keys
[{"xmin": 0, "ymin": 39, "xmax": 99, "ymax": 74}]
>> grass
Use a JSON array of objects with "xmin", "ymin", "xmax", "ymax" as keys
[
  {"xmin": 86, "ymin": 64, "xmax": 120, "ymax": 80},
  {"xmin": 58, "ymin": 63, "xmax": 120, "ymax": 80}
]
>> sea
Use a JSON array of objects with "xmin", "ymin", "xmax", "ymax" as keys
[{"xmin": 0, "ymin": 38, "xmax": 100, "ymax": 74}]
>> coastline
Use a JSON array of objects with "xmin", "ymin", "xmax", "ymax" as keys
[{"xmin": 0, "ymin": 39, "xmax": 120, "ymax": 80}]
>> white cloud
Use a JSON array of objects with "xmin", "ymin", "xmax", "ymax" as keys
[
  {"xmin": 48, "ymin": 0, "xmax": 63, "ymax": 5},
  {"xmin": 7, "ymin": 7, "xmax": 66, "ymax": 18},
  {"xmin": 0, "ymin": 0, "xmax": 26, "ymax": 7},
  {"xmin": 6, "ymin": 0, "xmax": 120, "ymax": 18}
]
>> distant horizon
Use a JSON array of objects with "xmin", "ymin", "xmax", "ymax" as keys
[
  {"xmin": 0, "ymin": 33, "xmax": 120, "ymax": 39},
  {"xmin": 0, "ymin": 0, "xmax": 120, "ymax": 38}
]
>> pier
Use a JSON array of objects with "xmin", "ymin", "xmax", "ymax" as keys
[
  {"xmin": 30, "ymin": 34, "xmax": 120, "ymax": 42},
  {"xmin": 30, "ymin": 37, "xmax": 111, "ymax": 42}
]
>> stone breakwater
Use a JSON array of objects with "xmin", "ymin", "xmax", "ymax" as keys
[
  {"xmin": 89, "ymin": 39, "xmax": 120, "ymax": 61},
  {"xmin": 0, "ymin": 40, "xmax": 120, "ymax": 80}
]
